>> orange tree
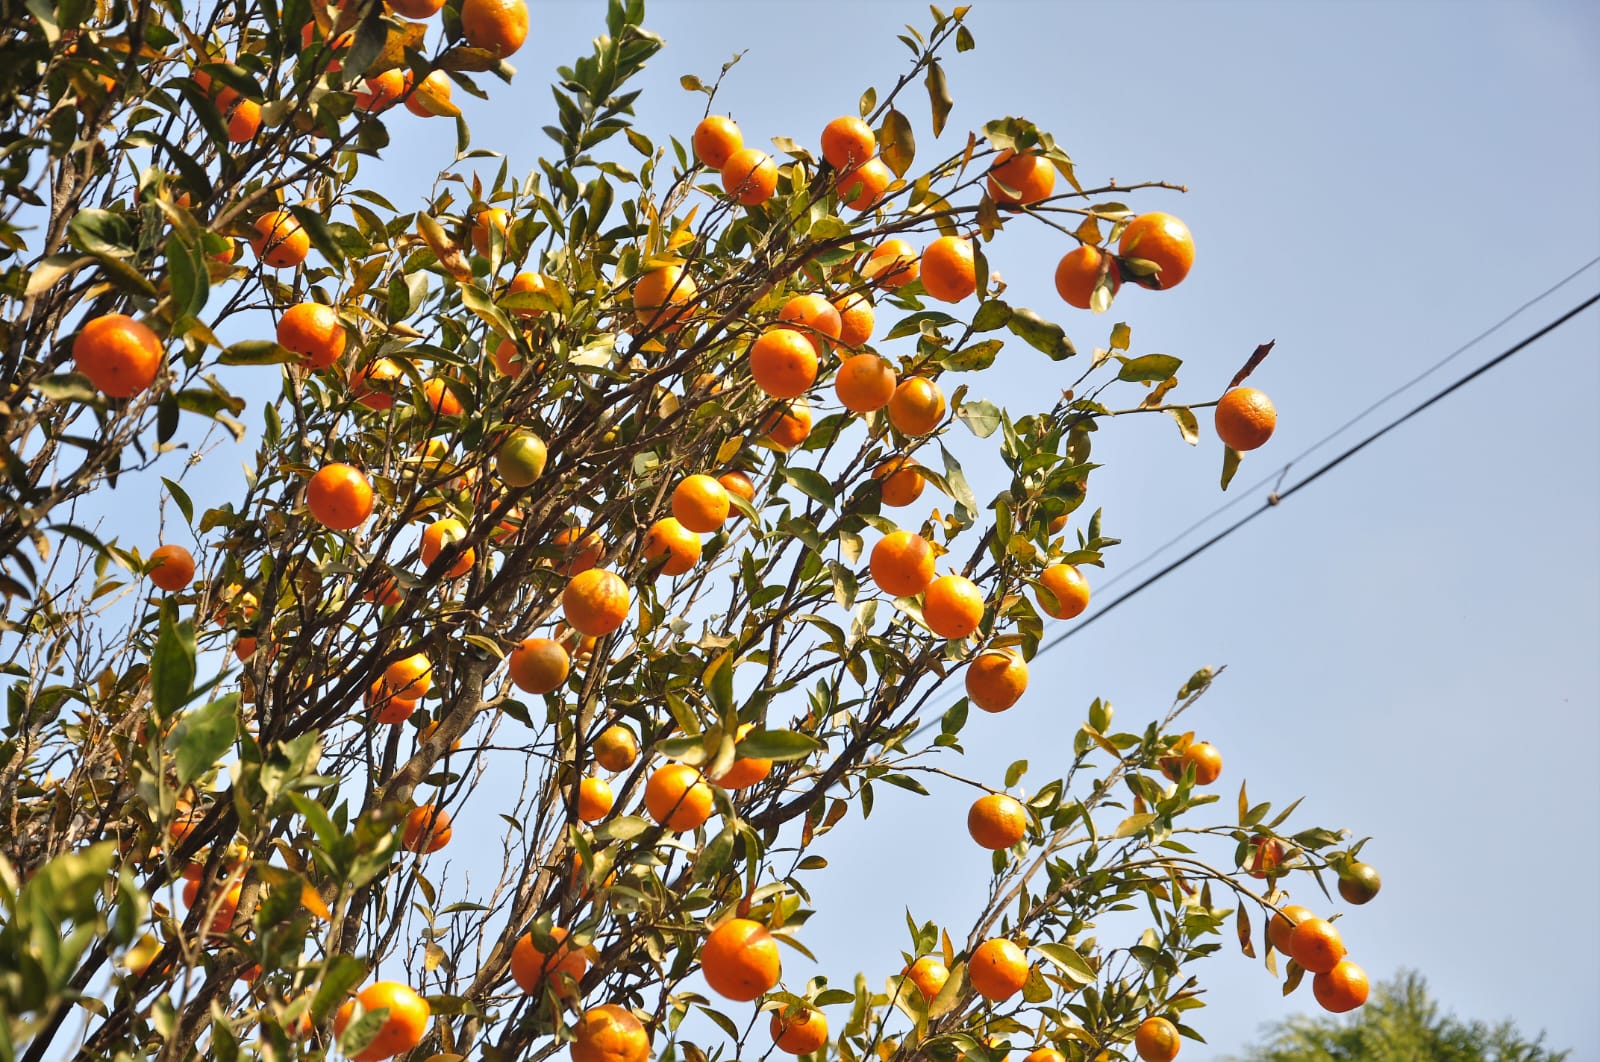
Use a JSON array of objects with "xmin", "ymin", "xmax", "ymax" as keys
[{"xmin": 0, "ymin": 2, "xmax": 1379, "ymax": 1061}]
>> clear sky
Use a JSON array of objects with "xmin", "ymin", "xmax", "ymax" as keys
[{"xmin": 61, "ymin": 0, "xmax": 1599, "ymax": 1056}]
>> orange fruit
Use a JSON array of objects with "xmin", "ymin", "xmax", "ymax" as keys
[
  {"xmin": 1025, "ymin": 1050, "xmax": 1064, "ymax": 1062},
  {"xmin": 401, "ymin": 806, "xmax": 452, "ymax": 853},
  {"xmin": 862, "ymin": 238, "xmax": 918, "ymax": 289},
  {"xmin": 1183, "ymin": 741, "xmax": 1222, "ymax": 785},
  {"xmin": 700, "ymin": 917, "xmax": 780, "ymax": 1001},
  {"xmin": 967, "ymin": 793, "xmax": 1027, "ymax": 850},
  {"xmin": 1054, "ymin": 245, "xmax": 1122, "ymax": 310},
  {"xmin": 748, "ymin": 327, "xmax": 819, "ymax": 399},
  {"xmin": 1133, "ymin": 1016, "xmax": 1180, "ymax": 1062},
  {"xmin": 1338, "ymin": 861, "xmax": 1383, "ymax": 905},
  {"xmin": 986, "ymin": 148, "xmax": 1056, "ymax": 206},
  {"xmin": 277, "ymin": 302, "xmax": 346, "ymax": 370},
  {"xmin": 511, "ymin": 926, "xmax": 589, "ymax": 997},
  {"xmin": 820, "ymin": 115, "xmax": 876, "ymax": 168},
  {"xmin": 459, "ymin": 0, "xmax": 527, "ymax": 57},
  {"xmin": 250, "ymin": 209, "xmax": 310, "ymax": 269},
  {"xmin": 505, "ymin": 271, "xmax": 549, "ymax": 317},
  {"xmin": 352, "ymin": 357, "xmax": 402, "ymax": 409},
  {"xmin": 835, "ymin": 353, "xmax": 897, "ymax": 413},
  {"xmin": 593, "ymin": 724, "xmax": 639, "ymax": 772},
  {"xmin": 1246, "ymin": 835, "xmax": 1287, "ymax": 880},
  {"xmin": 369, "ymin": 681, "xmax": 418, "ymax": 724},
  {"xmin": 1036, "ymin": 563, "xmax": 1089, "ymax": 620},
  {"xmin": 634, "ymin": 264, "xmax": 699, "ymax": 332},
  {"xmin": 721, "ymin": 147, "xmax": 778, "ymax": 206},
  {"xmin": 147, "ymin": 544, "xmax": 196, "ymax": 591},
  {"xmin": 416, "ymin": 719, "xmax": 462, "ymax": 751},
  {"xmin": 563, "ymin": 568, "xmax": 631, "ymax": 636},
  {"xmin": 870, "ymin": 531, "xmax": 936, "ymax": 598},
  {"xmin": 234, "ymin": 635, "xmax": 258, "ymax": 660},
  {"xmin": 421, "ymin": 376, "xmax": 463, "ymax": 416},
  {"xmin": 491, "ymin": 336, "xmax": 530, "ymax": 377},
  {"xmin": 1289, "ymin": 917, "xmax": 1346, "ymax": 974},
  {"xmin": 384, "ymin": 652, "xmax": 433, "ymax": 700},
  {"xmin": 420, "ymin": 517, "xmax": 474, "ymax": 578},
  {"xmin": 642, "ymin": 517, "xmax": 702, "ymax": 577},
  {"xmin": 306, "ymin": 463, "xmax": 374, "ymax": 530},
  {"xmin": 693, "ymin": 115, "xmax": 743, "ymax": 170},
  {"xmin": 965, "ymin": 649, "xmax": 1027, "ymax": 713},
  {"xmin": 470, "ymin": 207, "xmax": 511, "ymax": 256},
  {"xmin": 719, "ymin": 469, "xmax": 755, "ymax": 509},
  {"xmin": 225, "ymin": 98, "xmax": 261, "ymax": 142},
  {"xmin": 923, "ymin": 574, "xmax": 984, "ymax": 639},
  {"xmin": 404, "ymin": 69, "xmax": 452, "ymax": 118},
  {"xmin": 903, "ymin": 956, "xmax": 949, "ymax": 1001},
  {"xmin": 712, "ymin": 723, "xmax": 771, "ymax": 790},
  {"xmin": 872, "ymin": 456, "xmax": 924, "ymax": 507},
  {"xmin": 182, "ymin": 877, "xmax": 242, "ymax": 934},
  {"xmin": 1118, "ymin": 212, "xmax": 1194, "ymax": 289},
  {"xmin": 645, "ymin": 763, "xmax": 714, "ymax": 832},
  {"xmin": 554, "ymin": 527, "xmax": 605, "ymax": 576},
  {"xmin": 763, "ymin": 398, "xmax": 812, "ymax": 451},
  {"xmin": 334, "ymin": 982, "xmax": 430, "ymax": 1062},
  {"xmin": 968, "ymin": 938, "xmax": 1027, "ymax": 1001},
  {"xmin": 770, "ymin": 1007, "xmax": 828, "ymax": 1054},
  {"xmin": 1213, "ymin": 387, "xmax": 1276, "ymax": 451},
  {"xmin": 672, "ymin": 474, "xmax": 731, "ymax": 533},
  {"xmin": 1312, "ymin": 959, "xmax": 1369, "ymax": 1013},
  {"xmin": 836, "ymin": 157, "xmax": 891, "ymax": 212},
  {"xmin": 887, "ymin": 377, "xmax": 946, "ymax": 436},
  {"xmin": 508, "ymin": 637, "xmax": 570, "ymax": 694},
  {"xmin": 921, "ymin": 236, "xmax": 977, "ymax": 303},
  {"xmin": 73, "ymin": 313, "xmax": 163, "ymax": 397},
  {"xmin": 354, "ymin": 68, "xmax": 405, "ymax": 111},
  {"xmin": 577, "ymin": 776, "xmax": 614, "ymax": 822},
  {"xmin": 777, "ymin": 293, "xmax": 843, "ymax": 353},
  {"xmin": 389, "ymin": 0, "xmax": 443, "ymax": 15},
  {"xmin": 833, "ymin": 292, "xmax": 875, "ymax": 348},
  {"xmin": 571, "ymin": 1004, "xmax": 649, "ymax": 1062},
  {"xmin": 1267, "ymin": 904, "xmax": 1313, "ymax": 955}
]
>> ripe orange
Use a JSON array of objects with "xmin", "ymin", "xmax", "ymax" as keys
[
  {"xmin": 404, "ymin": 70, "xmax": 452, "ymax": 118},
  {"xmin": 672, "ymin": 474, "xmax": 731, "ymax": 533},
  {"xmin": 748, "ymin": 327, "xmax": 819, "ymax": 399},
  {"xmin": 1288, "ymin": 917, "xmax": 1346, "ymax": 974},
  {"xmin": 420, "ymin": 517, "xmax": 473, "ymax": 578},
  {"xmin": 571, "ymin": 1004, "xmax": 649, "ymax": 1062},
  {"xmin": 837, "ymin": 157, "xmax": 891, "ymax": 212},
  {"xmin": 577, "ymin": 776, "xmax": 614, "ymax": 822},
  {"xmin": 872, "ymin": 456, "xmax": 924, "ymax": 507},
  {"xmin": 693, "ymin": 115, "xmax": 743, "ymax": 169},
  {"xmin": 1133, "ymin": 1016, "xmax": 1180, "ymax": 1062},
  {"xmin": 921, "ymin": 236, "xmax": 977, "ymax": 303},
  {"xmin": 712, "ymin": 723, "xmax": 771, "ymax": 790},
  {"xmin": 1213, "ymin": 387, "xmax": 1276, "ymax": 451},
  {"xmin": 870, "ymin": 531, "xmax": 936, "ymax": 598},
  {"xmin": 1118, "ymin": 212, "xmax": 1194, "ymax": 289},
  {"xmin": 369, "ymin": 680, "xmax": 418, "ymax": 724},
  {"xmin": 148, "ymin": 544, "xmax": 196, "ymax": 591},
  {"xmin": 833, "ymin": 292, "xmax": 875, "ymax": 348},
  {"xmin": 644, "ymin": 763, "xmax": 714, "ymax": 832},
  {"xmin": 770, "ymin": 1007, "xmax": 828, "ymax": 1054},
  {"xmin": 384, "ymin": 652, "xmax": 433, "ymax": 700},
  {"xmin": 986, "ymin": 148, "xmax": 1056, "ymax": 206},
  {"xmin": 73, "ymin": 313, "xmax": 163, "ymax": 397},
  {"xmin": 965, "ymin": 649, "xmax": 1028, "ymax": 713},
  {"xmin": 763, "ymin": 398, "xmax": 812, "ymax": 451},
  {"xmin": 511, "ymin": 925, "xmax": 588, "ymax": 996},
  {"xmin": 923, "ymin": 573, "xmax": 983, "ymax": 638},
  {"xmin": 505, "ymin": 270, "xmax": 549, "ymax": 317},
  {"xmin": 352, "ymin": 357, "xmax": 402, "ymax": 409},
  {"xmin": 887, "ymin": 377, "xmax": 946, "ymax": 436},
  {"xmin": 554, "ymin": 526, "xmax": 605, "ymax": 575},
  {"xmin": 835, "ymin": 353, "xmax": 897, "ymax": 413},
  {"xmin": 1035, "ymin": 563, "xmax": 1089, "ymax": 620},
  {"xmin": 306, "ymin": 463, "xmax": 374, "ymax": 530},
  {"xmin": 1246, "ymin": 835, "xmax": 1287, "ymax": 880},
  {"xmin": 719, "ymin": 470, "xmax": 755, "ymax": 512},
  {"xmin": 903, "ymin": 955, "xmax": 949, "ymax": 1001},
  {"xmin": 470, "ymin": 207, "xmax": 511, "ymax": 256},
  {"xmin": 1312, "ymin": 959, "xmax": 1369, "ymax": 1013},
  {"xmin": 421, "ymin": 376, "xmax": 463, "ymax": 417},
  {"xmin": 820, "ymin": 115, "xmax": 876, "ymax": 168},
  {"xmin": 459, "ymin": 0, "xmax": 527, "ymax": 56},
  {"xmin": 968, "ymin": 939, "xmax": 1027, "ymax": 1001},
  {"xmin": 1054, "ymin": 245, "xmax": 1121, "ymax": 310},
  {"xmin": 563, "ymin": 568, "xmax": 631, "ymax": 637},
  {"xmin": 967, "ymin": 793, "xmax": 1027, "ymax": 849},
  {"xmin": 642, "ymin": 517, "xmax": 702, "ymax": 577},
  {"xmin": 250, "ymin": 209, "xmax": 310, "ymax": 269},
  {"xmin": 225, "ymin": 98, "xmax": 261, "ymax": 142},
  {"xmin": 389, "ymin": 0, "xmax": 443, "ymax": 17},
  {"xmin": 1024, "ymin": 1050, "xmax": 1065, "ymax": 1062},
  {"xmin": 276, "ymin": 302, "xmax": 346, "ymax": 370},
  {"xmin": 1183, "ymin": 741, "xmax": 1222, "ymax": 785},
  {"xmin": 491, "ymin": 336, "xmax": 529, "ymax": 377},
  {"xmin": 777, "ymin": 293, "xmax": 843, "ymax": 353},
  {"xmin": 634, "ymin": 264, "xmax": 699, "ymax": 332},
  {"xmin": 700, "ymin": 917, "xmax": 780, "ymax": 1001},
  {"xmin": 334, "ymin": 982, "xmax": 430, "ymax": 1062},
  {"xmin": 401, "ymin": 806, "xmax": 452, "ymax": 853},
  {"xmin": 863, "ymin": 238, "xmax": 919, "ymax": 289},
  {"xmin": 1267, "ymin": 904, "xmax": 1313, "ymax": 955},
  {"xmin": 593, "ymin": 725, "xmax": 639, "ymax": 772},
  {"xmin": 721, "ymin": 147, "xmax": 778, "ymax": 206},
  {"xmin": 182, "ymin": 877, "xmax": 242, "ymax": 934},
  {"xmin": 508, "ymin": 637, "xmax": 570, "ymax": 694},
  {"xmin": 354, "ymin": 68, "xmax": 405, "ymax": 111}
]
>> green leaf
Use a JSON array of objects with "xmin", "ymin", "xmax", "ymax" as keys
[
  {"xmin": 33, "ymin": 374, "xmax": 99, "ymax": 403},
  {"xmin": 971, "ymin": 299, "xmax": 1012, "ymax": 332},
  {"xmin": 924, "ymin": 60, "xmax": 951, "ymax": 138},
  {"xmin": 1033, "ymin": 942, "xmax": 1095, "ymax": 986},
  {"xmin": 880, "ymin": 108, "xmax": 915, "ymax": 178},
  {"xmin": 150, "ymin": 604, "xmax": 196, "ymax": 720},
  {"xmin": 1117, "ymin": 353, "xmax": 1181, "ymax": 382},
  {"xmin": 736, "ymin": 730, "xmax": 824, "ymax": 762},
  {"xmin": 1112, "ymin": 812, "xmax": 1159, "ymax": 838},
  {"xmin": 783, "ymin": 467, "xmax": 836, "ymax": 509},
  {"xmin": 1168, "ymin": 406, "xmax": 1200, "ymax": 445},
  {"xmin": 67, "ymin": 210, "xmax": 134, "ymax": 257},
  {"xmin": 1220, "ymin": 446, "xmax": 1242, "ymax": 490},
  {"xmin": 166, "ymin": 694, "xmax": 239, "ymax": 787},
  {"xmin": 955, "ymin": 399, "xmax": 1001, "ymax": 438},
  {"xmin": 161, "ymin": 478, "xmax": 194, "ymax": 524},
  {"xmin": 941, "ymin": 338, "xmax": 1002, "ymax": 372},
  {"xmin": 1109, "ymin": 322, "xmax": 1131, "ymax": 351},
  {"xmin": 218, "ymin": 340, "xmax": 297, "ymax": 366},
  {"xmin": 1007, "ymin": 307, "xmax": 1075, "ymax": 361}
]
